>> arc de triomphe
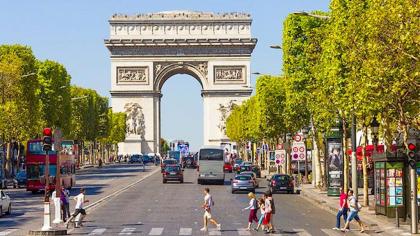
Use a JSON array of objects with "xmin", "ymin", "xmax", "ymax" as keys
[{"xmin": 105, "ymin": 11, "xmax": 257, "ymax": 154}]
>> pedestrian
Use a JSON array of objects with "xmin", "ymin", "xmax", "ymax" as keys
[
  {"xmin": 68, "ymin": 188, "xmax": 89, "ymax": 228},
  {"xmin": 200, "ymin": 188, "xmax": 221, "ymax": 232},
  {"xmin": 254, "ymin": 197, "xmax": 266, "ymax": 232},
  {"xmin": 341, "ymin": 190, "xmax": 365, "ymax": 233},
  {"xmin": 266, "ymin": 191, "xmax": 276, "ymax": 233},
  {"xmin": 262, "ymin": 192, "xmax": 273, "ymax": 234},
  {"xmin": 333, "ymin": 187, "xmax": 349, "ymax": 230},
  {"xmin": 60, "ymin": 187, "xmax": 70, "ymax": 222},
  {"xmin": 242, "ymin": 192, "xmax": 258, "ymax": 230}
]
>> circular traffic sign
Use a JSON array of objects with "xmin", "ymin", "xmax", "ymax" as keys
[
  {"xmin": 294, "ymin": 134, "xmax": 302, "ymax": 142},
  {"xmin": 299, "ymin": 147, "xmax": 305, "ymax": 152},
  {"xmin": 299, "ymin": 153, "xmax": 305, "ymax": 159},
  {"xmin": 293, "ymin": 154, "xmax": 299, "ymax": 159},
  {"xmin": 275, "ymin": 159, "xmax": 280, "ymax": 164},
  {"xmin": 293, "ymin": 147, "xmax": 298, "ymax": 152},
  {"xmin": 281, "ymin": 154, "xmax": 285, "ymax": 158}
]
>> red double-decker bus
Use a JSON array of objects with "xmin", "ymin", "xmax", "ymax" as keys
[{"xmin": 26, "ymin": 139, "xmax": 77, "ymax": 193}]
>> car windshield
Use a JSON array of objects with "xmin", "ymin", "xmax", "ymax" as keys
[
  {"xmin": 274, "ymin": 175, "xmax": 289, "ymax": 181},
  {"xmin": 235, "ymin": 175, "xmax": 251, "ymax": 181},
  {"xmin": 235, "ymin": 160, "xmax": 243, "ymax": 164},
  {"xmin": 165, "ymin": 166, "xmax": 180, "ymax": 172},
  {"xmin": 164, "ymin": 160, "xmax": 177, "ymax": 164}
]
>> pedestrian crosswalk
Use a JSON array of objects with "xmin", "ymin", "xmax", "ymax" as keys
[
  {"xmin": 78, "ymin": 227, "xmax": 314, "ymax": 235},
  {"xmin": 0, "ymin": 229, "xmax": 17, "ymax": 236}
]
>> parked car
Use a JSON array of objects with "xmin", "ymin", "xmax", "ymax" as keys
[
  {"xmin": 162, "ymin": 165, "xmax": 184, "ymax": 183},
  {"xmin": 268, "ymin": 174, "xmax": 294, "ymax": 194},
  {"xmin": 0, "ymin": 190, "xmax": 11, "ymax": 216},
  {"xmin": 161, "ymin": 159, "xmax": 178, "ymax": 172},
  {"xmin": 231, "ymin": 174, "xmax": 255, "ymax": 194},
  {"xmin": 129, "ymin": 154, "xmax": 143, "ymax": 164},
  {"xmin": 240, "ymin": 171, "xmax": 258, "ymax": 187},
  {"xmin": 15, "ymin": 171, "xmax": 27, "ymax": 188},
  {"xmin": 223, "ymin": 162, "xmax": 233, "ymax": 173}
]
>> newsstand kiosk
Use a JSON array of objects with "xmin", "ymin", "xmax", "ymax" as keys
[{"xmin": 373, "ymin": 151, "xmax": 406, "ymax": 218}]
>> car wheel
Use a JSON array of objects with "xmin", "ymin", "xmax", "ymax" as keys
[
  {"xmin": 0, "ymin": 206, "xmax": 2, "ymax": 217},
  {"xmin": 6, "ymin": 204, "xmax": 11, "ymax": 215},
  {"xmin": 231, "ymin": 190, "xmax": 235, "ymax": 194},
  {"xmin": 180, "ymin": 179, "xmax": 184, "ymax": 183},
  {"xmin": 163, "ymin": 179, "xmax": 167, "ymax": 184}
]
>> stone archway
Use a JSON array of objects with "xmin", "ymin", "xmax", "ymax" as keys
[{"xmin": 105, "ymin": 11, "xmax": 257, "ymax": 154}]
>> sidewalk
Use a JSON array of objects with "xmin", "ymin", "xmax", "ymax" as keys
[{"xmin": 300, "ymin": 184, "xmax": 413, "ymax": 235}]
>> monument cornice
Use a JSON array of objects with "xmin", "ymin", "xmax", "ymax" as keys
[
  {"xmin": 104, "ymin": 38, "xmax": 257, "ymax": 47},
  {"xmin": 110, "ymin": 90, "xmax": 162, "ymax": 98},
  {"xmin": 201, "ymin": 89, "xmax": 252, "ymax": 97}
]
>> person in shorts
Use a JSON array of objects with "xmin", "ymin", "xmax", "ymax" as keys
[
  {"xmin": 200, "ymin": 188, "xmax": 221, "ymax": 232},
  {"xmin": 341, "ymin": 190, "xmax": 365, "ymax": 233},
  {"xmin": 72, "ymin": 188, "xmax": 89, "ymax": 227}
]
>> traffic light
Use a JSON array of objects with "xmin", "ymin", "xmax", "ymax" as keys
[
  {"xmin": 407, "ymin": 132, "xmax": 418, "ymax": 169},
  {"xmin": 43, "ymin": 127, "xmax": 53, "ymax": 152}
]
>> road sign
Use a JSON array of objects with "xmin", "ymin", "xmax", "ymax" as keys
[
  {"xmin": 294, "ymin": 134, "xmax": 302, "ymax": 142},
  {"xmin": 53, "ymin": 128, "xmax": 63, "ymax": 151},
  {"xmin": 275, "ymin": 150, "xmax": 286, "ymax": 166},
  {"xmin": 291, "ymin": 140, "xmax": 306, "ymax": 161}
]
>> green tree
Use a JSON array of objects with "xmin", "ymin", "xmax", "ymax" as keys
[
  {"xmin": 37, "ymin": 60, "xmax": 71, "ymax": 134},
  {"xmin": 160, "ymin": 138, "xmax": 170, "ymax": 154}
]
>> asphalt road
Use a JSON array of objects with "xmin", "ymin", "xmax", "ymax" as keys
[
  {"xmin": 66, "ymin": 168, "xmax": 377, "ymax": 236},
  {"xmin": 0, "ymin": 163, "xmax": 158, "ymax": 236}
]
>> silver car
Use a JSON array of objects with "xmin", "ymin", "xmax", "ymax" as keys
[
  {"xmin": 231, "ymin": 174, "xmax": 255, "ymax": 194},
  {"xmin": 240, "ymin": 171, "xmax": 258, "ymax": 188}
]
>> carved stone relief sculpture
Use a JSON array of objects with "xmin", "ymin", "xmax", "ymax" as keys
[
  {"xmin": 124, "ymin": 103, "xmax": 146, "ymax": 139},
  {"xmin": 214, "ymin": 66, "xmax": 246, "ymax": 84},
  {"xmin": 117, "ymin": 67, "xmax": 149, "ymax": 84},
  {"xmin": 217, "ymin": 100, "xmax": 238, "ymax": 135}
]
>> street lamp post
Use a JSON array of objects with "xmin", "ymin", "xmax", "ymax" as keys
[
  {"xmin": 302, "ymin": 128, "xmax": 309, "ymax": 183},
  {"xmin": 286, "ymin": 133, "xmax": 293, "ymax": 175}
]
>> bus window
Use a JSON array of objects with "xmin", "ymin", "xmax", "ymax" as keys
[
  {"xmin": 199, "ymin": 149, "xmax": 224, "ymax": 161},
  {"xmin": 26, "ymin": 164, "xmax": 57, "ymax": 179},
  {"xmin": 28, "ymin": 141, "xmax": 57, "ymax": 155}
]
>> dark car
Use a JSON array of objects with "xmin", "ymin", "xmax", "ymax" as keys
[
  {"xmin": 183, "ymin": 156, "xmax": 196, "ymax": 168},
  {"xmin": 238, "ymin": 165, "xmax": 253, "ymax": 174},
  {"xmin": 251, "ymin": 165, "xmax": 261, "ymax": 178},
  {"xmin": 161, "ymin": 159, "xmax": 178, "ymax": 172},
  {"xmin": 268, "ymin": 174, "xmax": 294, "ymax": 194},
  {"xmin": 15, "ymin": 171, "xmax": 27, "ymax": 188},
  {"xmin": 162, "ymin": 165, "xmax": 183, "ymax": 183},
  {"xmin": 142, "ymin": 155, "xmax": 152, "ymax": 164},
  {"xmin": 129, "ymin": 155, "xmax": 143, "ymax": 164}
]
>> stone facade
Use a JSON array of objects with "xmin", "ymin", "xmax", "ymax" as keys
[{"xmin": 105, "ymin": 11, "xmax": 257, "ymax": 155}]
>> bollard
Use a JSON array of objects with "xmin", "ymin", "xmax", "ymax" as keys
[
  {"xmin": 396, "ymin": 206, "xmax": 400, "ymax": 228},
  {"xmin": 41, "ymin": 201, "xmax": 52, "ymax": 231},
  {"xmin": 53, "ymin": 197, "xmax": 62, "ymax": 224}
]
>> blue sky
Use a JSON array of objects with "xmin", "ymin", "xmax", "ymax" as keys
[{"xmin": 0, "ymin": 0, "xmax": 330, "ymax": 151}]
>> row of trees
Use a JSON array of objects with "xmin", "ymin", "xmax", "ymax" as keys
[
  {"xmin": 226, "ymin": 0, "xmax": 419, "ymax": 206},
  {"xmin": 0, "ymin": 44, "xmax": 126, "ymax": 176}
]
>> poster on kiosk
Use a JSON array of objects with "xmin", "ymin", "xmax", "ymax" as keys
[{"xmin": 327, "ymin": 139, "xmax": 343, "ymax": 196}]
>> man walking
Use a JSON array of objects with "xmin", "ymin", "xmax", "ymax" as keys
[
  {"xmin": 67, "ymin": 188, "xmax": 89, "ymax": 228},
  {"xmin": 200, "ymin": 188, "xmax": 221, "ymax": 232},
  {"xmin": 61, "ymin": 187, "xmax": 70, "ymax": 222}
]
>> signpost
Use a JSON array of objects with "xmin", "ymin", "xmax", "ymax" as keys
[
  {"xmin": 53, "ymin": 129, "xmax": 63, "ymax": 224},
  {"xmin": 275, "ymin": 149, "xmax": 286, "ymax": 173}
]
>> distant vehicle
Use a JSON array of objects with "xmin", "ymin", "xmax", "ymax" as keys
[
  {"xmin": 197, "ymin": 146, "xmax": 225, "ymax": 185},
  {"xmin": 15, "ymin": 171, "xmax": 27, "ymax": 188},
  {"xmin": 142, "ymin": 155, "xmax": 153, "ymax": 164},
  {"xmin": 251, "ymin": 165, "xmax": 261, "ymax": 178},
  {"xmin": 26, "ymin": 139, "xmax": 76, "ymax": 193},
  {"xmin": 241, "ymin": 161, "xmax": 253, "ymax": 166},
  {"xmin": 161, "ymin": 159, "xmax": 178, "ymax": 172},
  {"xmin": 129, "ymin": 155, "xmax": 143, "ymax": 164},
  {"xmin": 231, "ymin": 174, "xmax": 255, "ymax": 194},
  {"xmin": 268, "ymin": 174, "xmax": 294, "ymax": 194},
  {"xmin": 223, "ymin": 162, "xmax": 233, "ymax": 173},
  {"xmin": 233, "ymin": 159, "xmax": 243, "ymax": 172},
  {"xmin": 238, "ymin": 165, "xmax": 253, "ymax": 174},
  {"xmin": 168, "ymin": 151, "xmax": 181, "ymax": 165},
  {"xmin": 0, "ymin": 190, "xmax": 12, "ymax": 216},
  {"xmin": 183, "ymin": 155, "xmax": 197, "ymax": 168},
  {"xmin": 240, "ymin": 171, "xmax": 258, "ymax": 187},
  {"xmin": 162, "ymin": 165, "xmax": 184, "ymax": 183}
]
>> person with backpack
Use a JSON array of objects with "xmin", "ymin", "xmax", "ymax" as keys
[
  {"xmin": 341, "ymin": 189, "xmax": 365, "ymax": 233},
  {"xmin": 242, "ymin": 192, "xmax": 258, "ymax": 230},
  {"xmin": 200, "ymin": 188, "xmax": 221, "ymax": 232}
]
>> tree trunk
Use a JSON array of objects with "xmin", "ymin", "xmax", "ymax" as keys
[
  {"xmin": 5, "ymin": 142, "xmax": 11, "ymax": 178},
  {"xmin": 362, "ymin": 125, "xmax": 369, "ymax": 206},
  {"xmin": 311, "ymin": 117, "xmax": 323, "ymax": 188},
  {"xmin": 342, "ymin": 118, "xmax": 349, "ymax": 193}
]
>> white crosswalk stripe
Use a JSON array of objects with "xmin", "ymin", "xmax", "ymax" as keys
[
  {"xmin": 149, "ymin": 227, "xmax": 164, "ymax": 235},
  {"xmin": 293, "ymin": 228, "xmax": 312, "ymax": 236},
  {"xmin": 179, "ymin": 227, "xmax": 192, "ymax": 235},
  {"xmin": 119, "ymin": 227, "xmax": 136, "ymax": 235},
  {"xmin": 88, "ymin": 228, "xmax": 107, "ymax": 235},
  {"xmin": 0, "ymin": 229, "xmax": 18, "ymax": 236},
  {"xmin": 208, "ymin": 228, "xmax": 222, "ymax": 235},
  {"xmin": 321, "ymin": 229, "xmax": 343, "ymax": 236},
  {"xmin": 237, "ymin": 228, "xmax": 251, "ymax": 235}
]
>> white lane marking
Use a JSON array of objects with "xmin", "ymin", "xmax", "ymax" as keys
[
  {"xmin": 179, "ymin": 227, "xmax": 192, "ymax": 235},
  {"xmin": 237, "ymin": 228, "xmax": 251, "ymax": 235},
  {"xmin": 293, "ymin": 228, "xmax": 312, "ymax": 236},
  {"xmin": 320, "ymin": 229, "xmax": 342, "ymax": 236},
  {"xmin": 393, "ymin": 229, "xmax": 404, "ymax": 233},
  {"xmin": 149, "ymin": 228, "xmax": 164, "ymax": 235},
  {"xmin": 401, "ymin": 233, "xmax": 411, "ymax": 236},
  {"xmin": 0, "ymin": 229, "xmax": 18, "ymax": 236},
  {"xmin": 208, "ymin": 228, "xmax": 222, "ymax": 235},
  {"xmin": 137, "ymin": 221, "xmax": 143, "ymax": 225},
  {"xmin": 88, "ymin": 228, "xmax": 107, "ymax": 235},
  {"xmin": 119, "ymin": 227, "xmax": 136, "ymax": 235}
]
